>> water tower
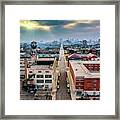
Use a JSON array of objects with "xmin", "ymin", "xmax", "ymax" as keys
[
  {"xmin": 31, "ymin": 41, "xmax": 37, "ymax": 49},
  {"xmin": 31, "ymin": 41, "xmax": 37, "ymax": 56}
]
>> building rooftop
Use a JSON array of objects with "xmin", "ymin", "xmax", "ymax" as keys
[
  {"xmin": 37, "ymin": 57, "xmax": 55, "ymax": 61},
  {"xmin": 68, "ymin": 53, "xmax": 81, "ymax": 59},
  {"xmin": 78, "ymin": 53, "xmax": 97, "ymax": 58},
  {"xmin": 70, "ymin": 59, "xmax": 100, "ymax": 64},
  {"xmin": 68, "ymin": 53, "xmax": 98, "ymax": 60},
  {"xmin": 37, "ymin": 54, "xmax": 57, "ymax": 58},
  {"xmin": 70, "ymin": 61, "xmax": 90, "ymax": 77},
  {"xmin": 69, "ymin": 60, "xmax": 100, "ymax": 78},
  {"xmin": 29, "ymin": 65, "xmax": 53, "ymax": 70}
]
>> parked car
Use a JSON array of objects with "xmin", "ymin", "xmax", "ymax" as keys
[
  {"xmin": 67, "ymin": 89, "xmax": 70, "ymax": 94},
  {"xmin": 57, "ymin": 85, "xmax": 60, "ymax": 89}
]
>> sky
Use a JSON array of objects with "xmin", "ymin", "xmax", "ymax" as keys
[{"xmin": 20, "ymin": 20, "xmax": 100, "ymax": 43}]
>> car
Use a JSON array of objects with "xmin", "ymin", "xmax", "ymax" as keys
[
  {"xmin": 29, "ymin": 90, "xmax": 34, "ymax": 96},
  {"xmin": 57, "ymin": 80, "xmax": 59, "ymax": 84},
  {"xmin": 67, "ymin": 89, "xmax": 70, "ymax": 93},
  {"xmin": 57, "ymin": 85, "xmax": 60, "ymax": 89},
  {"xmin": 34, "ymin": 93, "xmax": 38, "ymax": 97},
  {"xmin": 67, "ymin": 84, "xmax": 70, "ymax": 88}
]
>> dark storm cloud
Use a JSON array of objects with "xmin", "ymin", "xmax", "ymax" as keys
[
  {"xmin": 32, "ymin": 20, "xmax": 73, "ymax": 26},
  {"xmin": 20, "ymin": 20, "xmax": 100, "ymax": 42}
]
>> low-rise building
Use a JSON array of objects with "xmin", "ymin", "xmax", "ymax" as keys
[
  {"xmin": 69, "ymin": 60, "xmax": 100, "ymax": 100},
  {"xmin": 20, "ymin": 58, "xmax": 25, "ymax": 80},
  {"xmin": 27, "ymin": 57, "xmax": 55, "ymax": 90},
  {"xmin": 20, "ymin": 55, "xmax": 35, "ymax": 81},
  {"xmin": 68, "ymin": 53, "xmax": 98, "ymax": 61}
]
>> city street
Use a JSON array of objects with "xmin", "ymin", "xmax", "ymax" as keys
[{"xmin": 56, "ymin": 44, "xmax": 71, "ymax": 100}]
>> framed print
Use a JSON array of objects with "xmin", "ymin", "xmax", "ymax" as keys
[{"xmin": 0, "ymin": 0, "xmax": 119, "ymax": 119}]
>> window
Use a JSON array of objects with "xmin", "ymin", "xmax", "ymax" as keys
[
  {"xmin": 93, "ymin": 88, "xmax": 96, "ymax": 91},
  {"xmin": 37, "ymin": 80, "xmax": 44, "ymax": 83},
  {"xmin": 45, "ymin": 80, "xmax": 52, "ymax": 83},
  {"xmin": 94, "ymin": 80, "xmax": 97, "ymax": 83},
  {"xmin": 20, "ymin": 75, "xmax": 25, "ymax": 79},
  {"xmin": 76, "ymin": 82, "xmax": 80, "ymax": 85},
  {"xmin": 28, "ymin": 74, "xmax": 35, "ymax": 78},
  {"xmin": 93, "ymin": 92, "xmax": 96, "ymax": 95},
  {"xmin": 38, "ymin": 71, "xmax": 42, "ymax": 73},
  {"xmin": 37, "ymin": 75, "xmax": 43, "ymax": 78},
  {"xmin": 20, "ymin": 66, "xmax": 25, "ymax": 68},
  {"xmin": 45, "ymin": 85, "xmax": 49, "ymax": 88},
  {"xmin": 29, "ymin": 71, "xmax": 32, "ymax": 73},
  {"xmin": 45, "ymin": 75, "xmax": 52, "ymax": 78},
  {"xmin": 38, "ymin": 85, "xmax": 44, "ymax": 89},
  {"xmin": 76, "ymin": 86, "xmax": 80, "ymax": 89},
  {"xmin": 45, "ymin": 71, "xmax": 49, "ymax": 73},
  {"xmin": 76, "ymin": 91, "xmax": 82, "ymax": 96}
]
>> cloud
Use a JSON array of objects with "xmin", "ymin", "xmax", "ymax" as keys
[
  {"xmin": 20, "ymin": 20, "xmax": 100, "ymax": 42},
  {"xmin": 20, "ymin": 20, "xmax": 51, "ymax": 31},
  {"xmin": 63, "ymin": 20, "xmax": 99, "ymax": 29},
  {"xmin": 35, "ymin": 20, "xmax": 69, "ymax": 26},
  {"xmin": 63, "ymin": 22, "xmax": 77, "ymax": 29}
]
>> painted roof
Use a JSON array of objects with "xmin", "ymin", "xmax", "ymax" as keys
[{"xmin": 68, "ymin": 53, "xmax": 81, "ymax": 59}]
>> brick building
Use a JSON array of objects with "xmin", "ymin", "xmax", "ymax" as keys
[{"xmin": 69, "ymin": 60, "xmax": 100, "ymax": 100}]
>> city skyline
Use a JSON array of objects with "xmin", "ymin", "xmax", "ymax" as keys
[
  {"xmin": 20, "ymin": 20, "xmax": 100, "ymax": 100},
  {"xmin": 20, "ymin": 20, "xmax": 100, "ymax": 42}
]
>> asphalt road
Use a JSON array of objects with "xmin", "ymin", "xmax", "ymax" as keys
[
  {"xmin": 56, "ymin": 44, "xmax": 71, "ymax": 100},
  {"xmin": 56, "ymin": 71, "xmax": 71, "ymax": 100}
]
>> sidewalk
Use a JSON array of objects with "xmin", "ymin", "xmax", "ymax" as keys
[
  {"xmin": 64, "ymin": 57, "xmax": 76, "ymax": 100},
  {"xmin": 52, "ymin": 60, "xmax": 59, "ymax": 100},
  {"xmin": 67, "ymin": 71, "xmax": 76, "ymax": 100}
]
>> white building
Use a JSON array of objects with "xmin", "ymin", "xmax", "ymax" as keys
[
  {"xmin": 20, "ymin": 56, "xmax": 36, "ymax": 81},
  {"xmin": 20, "ymin": 58, "xmax": 25, "ymax": 80},
  {"xmin": 27, "ymin": 57, "xmax": 55, "ymax": 90},
  {"xmin": 27, "ymin": 65, "xmax": 53, "ymax": 90}
]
